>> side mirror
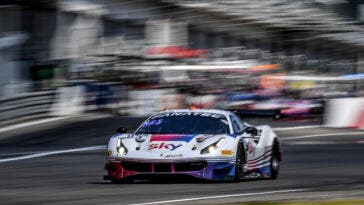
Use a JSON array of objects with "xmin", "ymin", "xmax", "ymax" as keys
[
  {"xmin": 116, "ymin": 127, "xmax": 127, "ymax": 134},
  {"xmin": 245, "ymin": 126, "xmax": 258, "ymax": 136}
]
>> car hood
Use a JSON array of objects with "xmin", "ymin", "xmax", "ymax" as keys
[
  {"xmin": 129, "ymin": 134, "xmax": 223, "ymax": 152},
  {"xmin": 142, "ymin": 134, "xmax": 197, "ymax": 153}
]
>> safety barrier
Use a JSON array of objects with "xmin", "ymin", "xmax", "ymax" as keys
[
  {"xmin": 324, "ymin": 97, "xmax": 364, "ymax": 129},
  {"xmin": 51, "ymin": 86, "xmax": 86, "ymax": 116},
  {"xmin": 0, "ymin": 90, "xmax": 56, "ymax": 126}
]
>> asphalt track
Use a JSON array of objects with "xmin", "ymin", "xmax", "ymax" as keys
[{"xmin": 0, "ymin": 115, "xmax": 364, "ymax": 205}]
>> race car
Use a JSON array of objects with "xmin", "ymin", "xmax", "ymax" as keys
[{"xmin": 104, "ymin": 109, "xmax": 282, "ymax": 183}]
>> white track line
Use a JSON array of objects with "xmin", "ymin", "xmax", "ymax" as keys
[
  {"xmin": 0, "ymin": 151, "xmax": 39, "ymax": 157},
  {"xmin": 274, "ymin": 125, "xmax": 320, "ymax": 131},
  {"xmin": 286, "ymin": 141, "xmax": 339, "ymax": 145},
  {"xmin": 284, "ymin": 132, "xmax": 364, "ymax": 140},
  {"xmin": 128, "ymin": 189, "xmax": 308, "ymax": 205},
  {"xmin": 0, "ymin": 145, "xmax": 106, "ymax": 163}
]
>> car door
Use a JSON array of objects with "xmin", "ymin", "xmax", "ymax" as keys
[{"xmin": 229, "ymin": 114, "xmax": 258, "ymax": 163}]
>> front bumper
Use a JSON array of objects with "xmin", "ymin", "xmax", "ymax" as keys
[{"xmin": 105, "ymin": 159, "xmax": 236, "ymax": 181}]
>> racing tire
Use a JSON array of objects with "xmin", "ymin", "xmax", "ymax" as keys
[
  {"xmin": 234, "ymin": 141, "xmax": 245, "ymax": 182},
  {"xmin": 269, "ymin": 140, "xmax": 280, "ymax": 179}
]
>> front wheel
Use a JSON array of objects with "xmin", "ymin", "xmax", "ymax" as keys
[
  {"xmin": 234, "ymin": 142, "xmax": 245, "ymax": 182},
  {"xmin": 269, "ymin": 141, "xmax": 280, "ymax": 179}
]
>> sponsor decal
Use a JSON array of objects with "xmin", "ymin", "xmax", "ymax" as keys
[
  {"xmin": 164, "ymin": 154, "xmax": 183, "ymax": 158},
  {"xmin": 150, "ymin": 112, "xmax": 226, "ymax": 120},
  {"xmin": 221, "ymin": 150, "xmax": 233, "ymax": 156},
  {"xmin": 143, "ymin": 119, "xmax": 163, "ymax": 126},
  {"xmin": 149, "ymin": 142, "xmax": 182, "ymax": 151},
  {"xmin": 150, "ymin": 134, "xmax": 195, "ymax": 142},
  {"xmin": 244, "ymin": 172, "xmax": 262, "ymax": 178}
]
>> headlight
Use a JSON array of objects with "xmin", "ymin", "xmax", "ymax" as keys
[
  {"xmin": 201, "ymin": 139, "xmax": 222, "ymax": 154},
  {"xmin": 117, "ymin": 139, "xmax": 128, "ymax": 155}
]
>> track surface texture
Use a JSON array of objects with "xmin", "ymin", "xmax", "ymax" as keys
[{"xmin": 0, "ymin": 115, "xmax": 363, "ymax": 205}]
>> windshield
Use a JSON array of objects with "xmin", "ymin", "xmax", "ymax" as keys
[{"xmin": 135, "ymin": 112, "xmax": 230, "ymax": 135}]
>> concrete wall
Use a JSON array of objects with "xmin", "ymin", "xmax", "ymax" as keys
[
  {"xmin": 0, "ymin": 5, "xmax": 26, "ymax": 97},
  {"xmin": 146, "ymin": 19, "xmax": 187, "ymax": 48},
  {"xmin": 51, "ymin": 11, "xmax": 103, "ymax": 60}
]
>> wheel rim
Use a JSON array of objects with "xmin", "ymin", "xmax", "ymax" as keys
[{"xmin": 271, "ymin": 155, "xmax": 279, "ymax": 171}]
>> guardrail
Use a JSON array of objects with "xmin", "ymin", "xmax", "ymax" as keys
[{"xmin": 0, "ymin": 90, "xmax": 56, "ymax": 127}]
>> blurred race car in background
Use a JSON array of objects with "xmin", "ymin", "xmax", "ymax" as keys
[
  {"xmin": 222, "ymin": 93, "xmax": 323, "ymax": 119},
  {"xmin": 104, "ymin": 109, "xmax": 282, "ymax": 183},
  {"xmin": 279, "ymin": 100, "xmax": 323, "ymax": 118}
]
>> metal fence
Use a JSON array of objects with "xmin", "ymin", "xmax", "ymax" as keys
[{"xmin": 0, "ymin": 90, "xmax": 56, "ymax": 127}]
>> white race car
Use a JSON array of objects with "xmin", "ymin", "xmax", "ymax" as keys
[{"xmin": 104, "ymin": 109, "xmax": 282, "ymax": 183}]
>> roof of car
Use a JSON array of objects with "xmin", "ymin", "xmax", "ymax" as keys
[{"xmin": 160, "ymin": 109, "xmax": 232, "ymax": 116}]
